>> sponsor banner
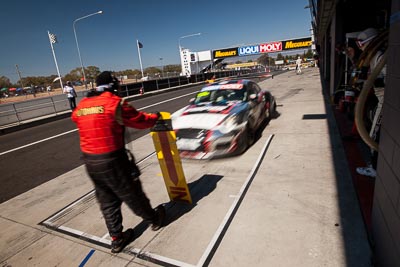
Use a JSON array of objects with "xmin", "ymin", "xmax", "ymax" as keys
[
  {"xmin": 282, "ymin": 37, "xmax": 312, "ymax": 50},
  {"xmin": 260, "ymin": 42, "xmax": 282, "ymax": 53},
  {"xmin": 211, "ymin": 37, "xmax": 312, "ymax": 59},
  {"xmin": 238, "ymin": 45, "xmax": 260, "ymax": 56},
  {"xmin": 213, "ymin": 48, "xmax": 238, "ymax": 58}
]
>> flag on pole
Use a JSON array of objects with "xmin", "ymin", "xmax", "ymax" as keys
[
  {"xmin": 48, "ymin": 30, "xmax": 63, "ymax": 91},
  {"xmin": 49, "ymin": 33, "xmax": 57, "ymax": 44},
  {"xmin": 136, "ymin": 40, "xmax": 144, "ymax": 78}
]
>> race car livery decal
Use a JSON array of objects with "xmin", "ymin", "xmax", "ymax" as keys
[
  {"xmin": 197, "ymin": 91, "xmax": 210, "ymax": 98},
  {"xmin": 184, "ymin": 105, "xmax": 229, "ymax": 113},
  {"xmin": 202, "ymin": 84, "xmax": 244, "ymax": 91},
  {"xmin": 172, "ymin": 113, "xmax": 229, "ymax": 130}
]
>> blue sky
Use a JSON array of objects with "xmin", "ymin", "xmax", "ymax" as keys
[{"xmin": 0, "ymin": 0, "xmax": 312, "ymax": 83}]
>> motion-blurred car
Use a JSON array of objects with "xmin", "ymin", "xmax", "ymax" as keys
[{"xmin": 171, "ymin": 79, "xmax": 276, "ymax": 159}]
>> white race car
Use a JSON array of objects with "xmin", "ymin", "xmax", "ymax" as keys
[{"xmin": 171, "ymin": 79, "xmax": 276, "ymax": 159}]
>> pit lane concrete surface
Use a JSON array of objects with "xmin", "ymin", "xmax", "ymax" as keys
[{"xmin": 0, "ymin": 68, "xmax": 372, "ymax": 267}]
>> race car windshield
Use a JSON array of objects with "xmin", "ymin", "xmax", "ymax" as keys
[{"xmin": 194, "ymin": 89, "xmax": 245, "ymax": 105}]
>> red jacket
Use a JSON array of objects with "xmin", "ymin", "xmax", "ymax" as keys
[{"xmin": 72, "ymin": 91, "xmax": 158, "ymax": 154}]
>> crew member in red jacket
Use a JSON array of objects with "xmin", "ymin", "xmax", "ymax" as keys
[{"xmin": 72, "ymin": 71, "xmax": 165, "ymax": 253}]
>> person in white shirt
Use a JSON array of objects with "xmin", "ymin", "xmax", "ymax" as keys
[
  {"xmin": 296, "ymin": 56, "xmax": 302, "ymax": 74},
  {"xmin": 63, "ymin": 81, "xmax": 77, "ymax": 110}
]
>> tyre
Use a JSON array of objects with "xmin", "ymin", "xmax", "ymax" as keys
[
  {"xmin": 270, "ymin": 101, "xmax": 277, "ymax": 119},
  {"xmin": 245, "ymin": 125, "xmax": 255, "ymax": 146},
  {"xmin": 264, "ymin": 101, "xmax": 271, "ymax": 119},
  {"xmin": 263, "ymin": 95, "xmax": 272, "ymax": 120}
]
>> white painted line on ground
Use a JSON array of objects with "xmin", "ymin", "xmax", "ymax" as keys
[
  {"xmin": 135, "ymin": 91, "xmax": 196, "ymax": 109},
  {"xmin": 196, "ymin": 134, "xmax": 274, "ymax": 267},
  {"xmin": 101, "ymin": 233, "xmax": 110, "ymax": 239},
  {"xmin": 130, "ymin": 249, "xmax": 196, "ymax": 267},
  {"xmin": 48, "ymin": 222, "xmax": 196, "ymax": 267},
  {"xmin": 0, "ymin": 129, "xmax": 77, "ymax": 156},
  {"xmin": 58, "ymin": 225, "xmax": 111, "ymax": 245}
]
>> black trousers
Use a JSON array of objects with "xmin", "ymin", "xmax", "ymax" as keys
[
  {"xmin": 68, "ymin": 97, "xmax": 76, "ymax": 110},
  {"xmin": 83, "ymin": 149, "xmax": 156, "ymax": 237}
]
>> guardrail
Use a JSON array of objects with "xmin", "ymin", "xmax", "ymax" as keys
[{"xmin": 0, "ymin": 69, "xmax": 265, "ymax": 128}]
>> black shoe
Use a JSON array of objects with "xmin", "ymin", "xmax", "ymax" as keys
[
  {"xmin": 111, "ymin": 229, "xmax": 135, "ymax": 253},
  {"xmin": 151, "ymin": 205, "xmax": 166, "ymax": 231}
]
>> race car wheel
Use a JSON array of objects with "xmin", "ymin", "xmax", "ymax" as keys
[
  {"xmin": 246, "ymin": 125, "xmax": 255, "ymax": 146},
  {"xmin": 264, "ymin": 101, "xmax": 271, "ymax": 119},
  {"xmin": 270, "ymin": 101, "xmax": 277, "ymax": 118}
]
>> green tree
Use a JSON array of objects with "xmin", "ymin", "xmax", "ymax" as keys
[
  {"xmin": 130, "ymin": 69, "xmax": 143, "ymax": 76},
  {"xmin": 163, "ymin": 64, "xmax": 181, "ymax": 73},
  {"xmin": 114, "ymin": 69, "xmax": 140, "ymax": 76},
  {"xmin": 65, "ymin": 66, "xmax": 100, "ymax": 83},
  {"xmin": 23, "ymin": 76, "xmax": 51, "ymax": 87},
  {"xmin": 85, "ymin": 66, "xmax": 101, "ymax": 83},
  {"xmin": 116, "ymin": 69, "xmax": 143, "ymax": 80},
  {"xmin": 65, "ymin": 67, "xmax": 82, "ymax": 82},
  {"xmin": 276, "ymin": 53, "xmax": 284, "ymax": 60},
  {"xmin": 144, "ymin": 66, "xmax": 162, "ymax": 76},
  {"xmin": 257, "ymin": 54, "xmax": 270, "ymax": 66},
  {"xmin": 0, "ymin": 76, "xmax": 12, "ymax": 88},
  {"xmin": 304, "ymin": 49, "xmax": 314, "ymax": 59}
]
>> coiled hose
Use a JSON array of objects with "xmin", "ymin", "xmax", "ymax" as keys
[{"xmin": 354, "ymin": 51, "xmax": 387, "ymax": 151}]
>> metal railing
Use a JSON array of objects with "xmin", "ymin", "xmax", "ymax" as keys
[{"xmin": 0, "ymin": 93, "xmax": 81, "ymax": 127}]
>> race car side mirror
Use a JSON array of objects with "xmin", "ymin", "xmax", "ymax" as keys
[{"xmin": 189, "ymin": 98, "xmax": 195, "ymax": 104}]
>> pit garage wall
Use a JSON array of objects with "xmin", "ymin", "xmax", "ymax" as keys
[
  {"xmin": 315, "ymin": 0, "xmax": 400, "ymax": 265},
  {"xmin": 371, "ymin": 1, "xmax": 400, "ymax": 265}
]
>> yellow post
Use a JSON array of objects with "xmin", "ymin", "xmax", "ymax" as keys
[{"xmin": 150, "ymin": 112, "xmax": 192, "ymax": 204}]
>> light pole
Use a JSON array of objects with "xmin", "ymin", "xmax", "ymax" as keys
[
  {"xmin": 178, "ymin": 32, "xmax": 201, "ymax": 51},
  {"xmin": 73, "ymin": 10, "xmax": 103, "ymax": 90}
]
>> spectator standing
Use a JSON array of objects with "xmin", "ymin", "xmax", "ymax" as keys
[
  {"xmin": 296, "ymin": 56, "xmax": 302, "ymax": 74},
  {"xmin": 63, "ymin": 81, "xmax": 77, "ymax": 110},
  {"xmin": 30, "ymin": 84, "xmax": 36, "ymax": 98}
]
